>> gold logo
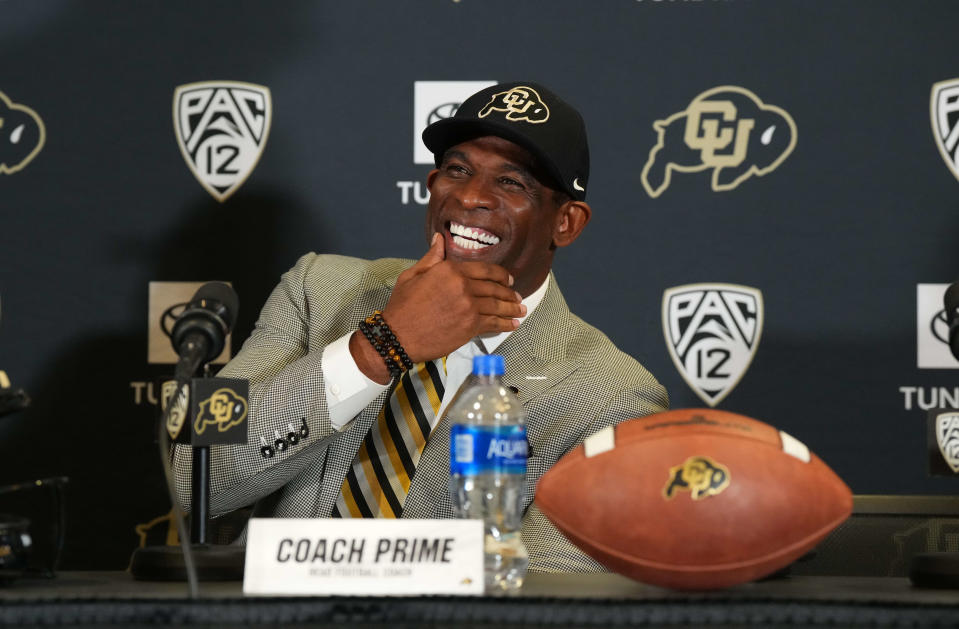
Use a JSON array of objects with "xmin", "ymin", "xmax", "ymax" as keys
[
  {"xmin": 0, "ymin": 91, "xmax": 46, "ymax": 175},
  {"xmin": 194, "ymin": 387, "xmax": 247, "ymax": 435},
  {"xmin": 478, "ymin": 86, "xmax": 549, "ymax": 123},
  {"xmin": 663, "ymin": 456, "xmax": 730, "ymax": 500},
  {"xmin": 642, "ymin": 86, "xmax": 797, "ymax": 197}
]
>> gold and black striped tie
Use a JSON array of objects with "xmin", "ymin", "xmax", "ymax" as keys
[{"xmin": 333, "ymin": 359, "xmax": 447, "ymax": 518}]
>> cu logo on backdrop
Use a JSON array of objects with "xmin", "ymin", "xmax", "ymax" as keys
[
  {"xmin": 662, "ymin": 284, "xmax": 763, "ymax": 407},
  {"xmin": 0, "ymin": 91, "xmax": 45, "ymax": 175},
  {"xmin": 641, "ymin": 86, "xmax": 797, "ymax": 197}
]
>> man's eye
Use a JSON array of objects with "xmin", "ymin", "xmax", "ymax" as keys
[
  {"xmin": 500, "ymin": 177, "xmax": 524, "ymax": 188},
  {"xmin": 445, "ymin": 163, "xmax": 468, "ymax": 174}
]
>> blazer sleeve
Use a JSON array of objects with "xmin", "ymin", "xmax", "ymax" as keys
[{"xmin": 171, "ymin": 253, "xmax": 355, "ymax": 515}]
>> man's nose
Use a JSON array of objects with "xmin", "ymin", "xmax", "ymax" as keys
[{"xmin": 455, "ymin": 175, "xmax": 495, "ymax": 211}]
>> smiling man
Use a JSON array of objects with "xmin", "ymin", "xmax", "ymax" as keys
[{"xmin": 173, "ymin": 82, "xmax": 668, "ymax": 572}]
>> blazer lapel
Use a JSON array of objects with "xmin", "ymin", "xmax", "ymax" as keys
[{"xmin": 402, "ymin": 273, "xmax": 581, "ymax": 518}]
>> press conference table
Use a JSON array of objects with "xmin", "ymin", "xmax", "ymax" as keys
[{"xmin": 1, "ymin": 571, "xmax": 958, "ymax": 627}]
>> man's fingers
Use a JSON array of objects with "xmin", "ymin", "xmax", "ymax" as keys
[
  {"xmin": 474, "ymin": 297, "xmax": 527, "ymax": 319},
  {"xmin": 408, "ymin": 233, "xmax": 446, "ymax": 274},
  {"xmin": 468, "ymin": 279, "xmax": 523, "ymax": 303},
  {"xmin": 456, "ymin": 261, "xmax": 514, "ymax": 287},
  {"xmin": 476, "ymin": 314, "xmax": 522, "ymax": 335}
]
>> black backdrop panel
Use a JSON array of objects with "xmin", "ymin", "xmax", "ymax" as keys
[{"xmin": 2, "ymin": 0, "xmax": 959, "ymax": 568}]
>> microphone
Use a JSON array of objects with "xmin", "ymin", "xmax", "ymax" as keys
[{"xmin": 171, "ymin": 282, "xmax": 239, "ymax": 380}]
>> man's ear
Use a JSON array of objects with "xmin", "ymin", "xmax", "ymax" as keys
[
  {"xmin": 553, "ymin": 200, "xmax": 591, "ymax": 248},
  {"xmin": 426, "ymin": 169, "xmax": 439, "ymax": 191}
]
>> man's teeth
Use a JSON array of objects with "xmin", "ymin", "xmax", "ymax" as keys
[
  {"xmin": 450, "ymin": 222, "xmax": 500, "ymax": 249},
  {"xmin": 453, "ymin": 236, "xmax": 489, "ymax": 250}
]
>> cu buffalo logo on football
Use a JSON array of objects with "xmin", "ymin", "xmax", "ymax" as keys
[
  {"xmin": 194, "ymin": 387, "xmax": 248, "ymax": 435},
  {"xmin": 173, "ymin": 81, "xmax": 272, "ymax": 202},
  {"xmin": 478, "ymin": 86, "xmax": 549, "ymax": 123},
  {"xmin": 663, "ymin": 456, "xmax": 730, "ymax": 500},
  {"xmin": 641, "ymin": 86, "xmax": 796, "ymax": 197},
  {"xmin": 0, "ymin": 91, "xmax": 45, "ymax": 175},
  {"xmin": 663, "ymin": 284, "xmax": 763, "ymax": 407},
  {"xmin": 936, "ymin": 412, "xmax": 959, "ymax": 474},
  {"xmin": 931, "ymin": 78, "xmax": 959, "ymax": 183}
]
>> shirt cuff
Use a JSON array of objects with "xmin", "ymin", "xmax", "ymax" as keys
[{"xmin": 322, "ymin": 332, "xmax": 391, "ymax": 430}]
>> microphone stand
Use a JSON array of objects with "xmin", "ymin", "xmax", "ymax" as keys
[{"xmin": 129, "ymin": 364, "xmax": 246, "ymax": 583}]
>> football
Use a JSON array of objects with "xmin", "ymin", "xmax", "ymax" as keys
[{"xmin": 534, "ymin": 408, "xmax": 852, "ymax": 590}]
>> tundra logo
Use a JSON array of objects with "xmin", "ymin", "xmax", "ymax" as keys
[{"xmin": 641, "ymin": 86, "xmax": 796, "ymax": 197}]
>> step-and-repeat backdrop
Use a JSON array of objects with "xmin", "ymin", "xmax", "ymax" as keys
[{"xmin": 3, "ymin": 0, "xmax": 959, "ymax": 568}]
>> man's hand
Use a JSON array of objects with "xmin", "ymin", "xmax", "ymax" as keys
[{"xmin": 350, "ymin": 234, "xmax": 525, "ymax": 383}]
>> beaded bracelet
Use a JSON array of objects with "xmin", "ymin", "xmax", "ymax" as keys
[{"xmin": 358, "ymin": 310, "xmax": 413, "ymax": 378}]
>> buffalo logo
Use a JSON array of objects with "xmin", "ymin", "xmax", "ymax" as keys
[
  {"xmin": 936, "ymin": 412, "xmax": 959, "ymax": 473},
  {"xmin": 663, "ymin": 283, "xmax": 763, "ymax": 407},
  {"xmin": 641, "ymin": 86, "xmax": 797, "ymax": 197},
  {"xmin": 0, "ymin": 91, "xmax": 45, "ymax": 174},
  {"xmin": 663, "ymin": 456, "xmax": 730, "ymax": 500},
  {"xmin": 173, "ymin": 81, "xmax": 272, "ymax": 202},
  {"xmin": 478, "ymin": 86, "xmax": 549, "ymax": 123},
  {"xmin": 135, "ymin": 508, "xmax": 179, "ymax": 548},
  {"xmin": 194, "ymin": 387, "xmax": 247, "ymax": 435},
  {"xmin": 931, "ymin": 78, "xmax": 959, "ymax": 183}
]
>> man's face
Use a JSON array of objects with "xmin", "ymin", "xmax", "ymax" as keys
[{"xmin": 425, "ymin": 135, "xmax": 565, "ymax": 297}]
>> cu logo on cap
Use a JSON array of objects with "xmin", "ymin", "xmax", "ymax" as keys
[{"xmin": 478, "ymin": 86, "xmax": 550, "ymax": 123}]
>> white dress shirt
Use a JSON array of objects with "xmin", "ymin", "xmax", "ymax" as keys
[{"xmin": 322, "ymin": 276, "xmax": 550, "ymax": 431}]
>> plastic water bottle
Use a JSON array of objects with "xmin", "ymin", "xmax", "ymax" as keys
[{"xmin": 449, "ymin": 354, "xmax": 529, "ymax": 593}]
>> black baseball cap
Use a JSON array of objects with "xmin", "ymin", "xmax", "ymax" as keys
[{"xmin": 422, "ymin": 81, "xmax": 590, "ymax": 201}]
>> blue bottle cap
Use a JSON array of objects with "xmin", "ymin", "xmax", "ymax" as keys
[{"xmin": 472, "ymin": 354, "xmax": 505, "ymax": 376}]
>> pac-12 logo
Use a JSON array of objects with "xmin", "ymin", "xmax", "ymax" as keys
[
  {"xmin": 173, "ymin": 81, "xmax": 272, "ymax": 202},
  {"xmin": 641, "ymin": 86, "xmax": 796, "ymax": 197},
  {"xmin": 931, "ymin": 78, "xmax": 959, "ymax": 183},
  {"xmin": 663, "ymin": 283, "xmax": 763, "ymax": 407},
  {"xmin": 935, "ymin": 412, "xmax": 959, "ymax": 473}
]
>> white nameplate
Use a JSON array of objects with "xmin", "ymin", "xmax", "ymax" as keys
[{"xmin": 243, "ymin": 518, "xmax": 484, "ymax": 596}]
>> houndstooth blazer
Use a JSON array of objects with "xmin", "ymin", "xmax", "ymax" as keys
[{"xmin": 172, "ymin": 253, "xmax": 668, "ymax": 572}]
